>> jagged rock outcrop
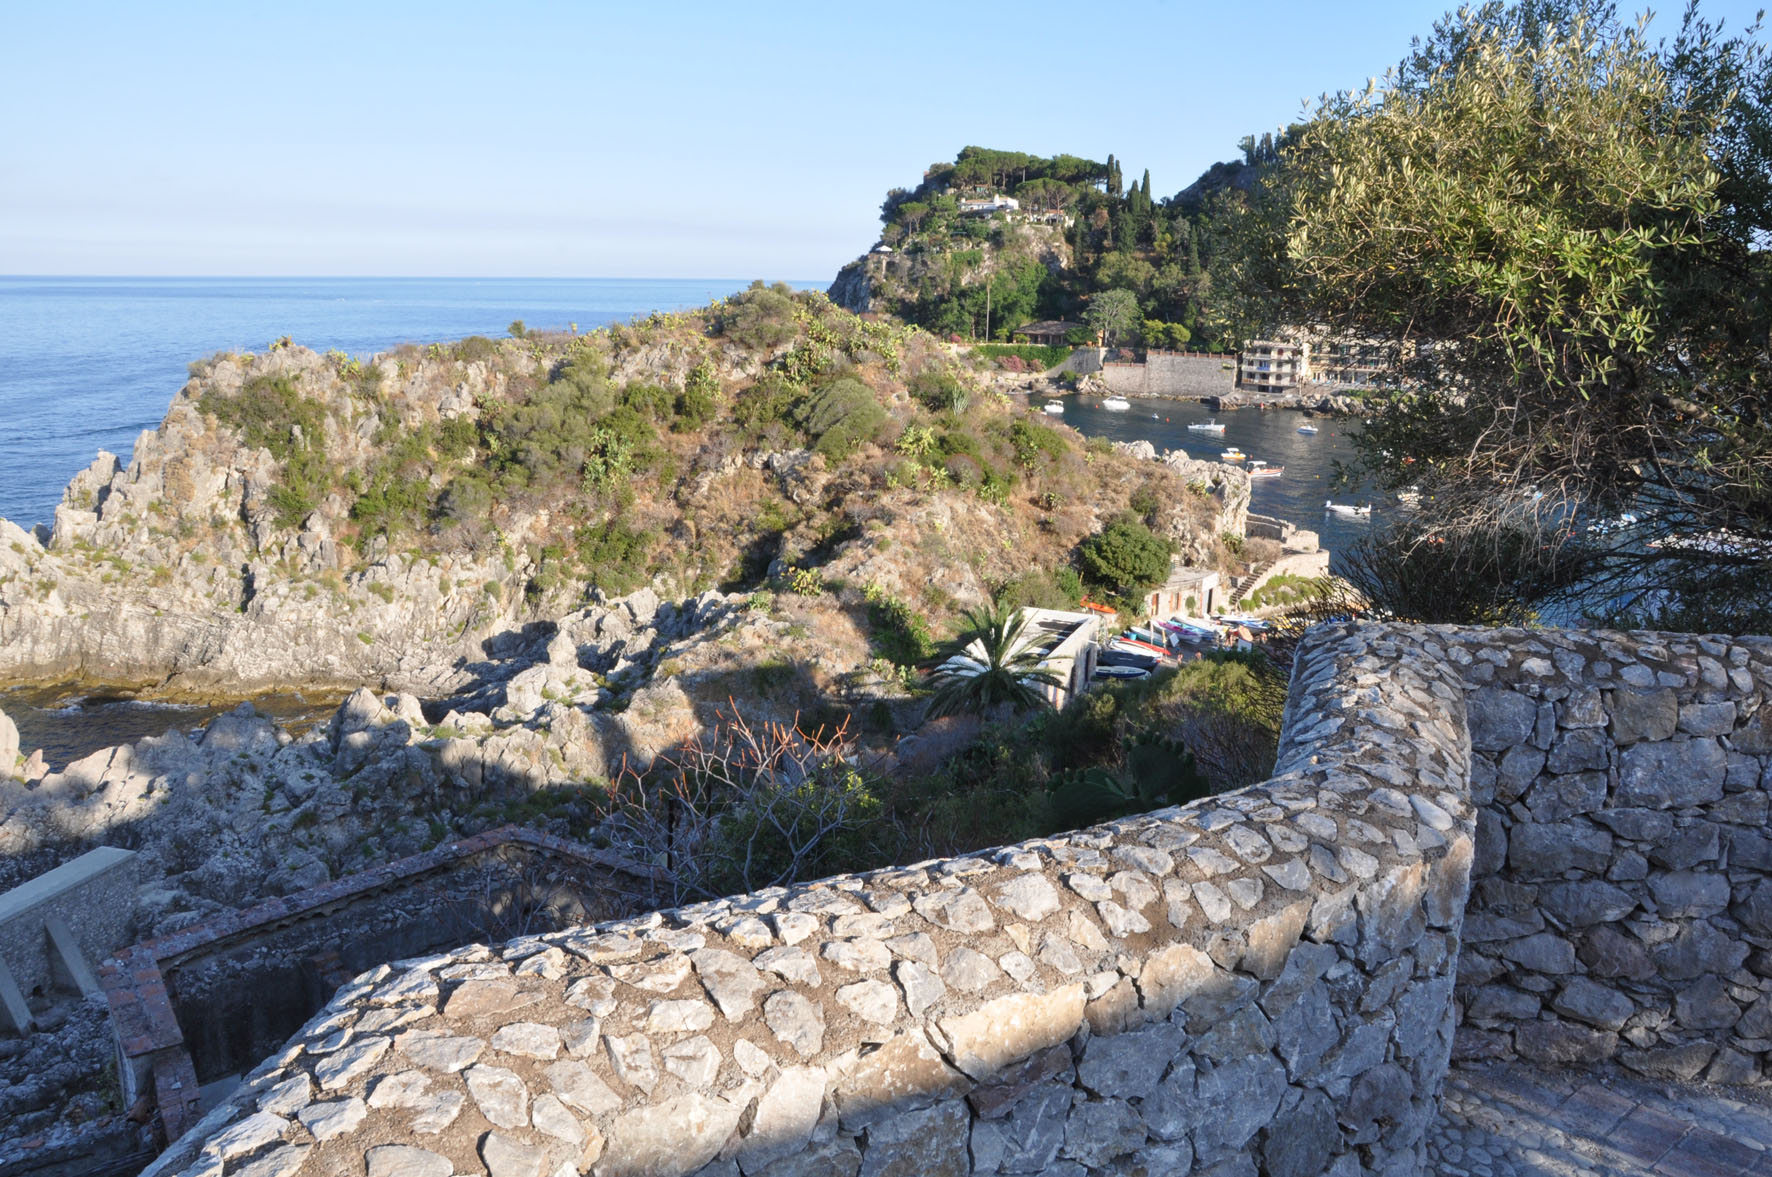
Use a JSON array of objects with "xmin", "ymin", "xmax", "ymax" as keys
[{"xmin": 1107, "ymin": 441, "xmax": 1251, "ymax": 564}]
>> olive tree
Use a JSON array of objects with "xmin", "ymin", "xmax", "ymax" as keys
[{"xmin": 1285, "ymin": 1, "xmax": 1772, "ymax": 630}]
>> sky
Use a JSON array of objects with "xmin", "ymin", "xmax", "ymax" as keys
[{"xmin": 3, "ymin": 0, "xmax": 1766, "ymax": 281}]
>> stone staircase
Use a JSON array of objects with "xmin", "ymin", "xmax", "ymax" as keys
[{"xmin": 1227, "ymin": 558, "xmax": 1275, "ymax": 608}]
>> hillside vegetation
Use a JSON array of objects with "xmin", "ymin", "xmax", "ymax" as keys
[
  {"xmin": 0, "ymin": 286, "xmax": 1240, "ymax": 716},
  {"xmin": 829, "ymin": 142, "xmax": 1284, "ymax": 352}
]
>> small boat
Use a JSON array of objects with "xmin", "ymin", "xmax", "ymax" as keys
[
  {"xmin": 1187, "ymin": 419, "xmax": 1226, "ymax": 433},
  {"xmin": 1093, "ymin": 664, "xmax": 1151, "ymax": 681},
  {"xmin": 1325, "ymin": 500, "xmax": 1372, "ymax": 517},
  {"xmin": 1298, "ymin": 423, "xmax": 1319, "ymax": 435},
  {"xmin": 1247, "ymin": 460, "xmax": 1283, "ymax": 478},
  {"xmin": 1109, "ymin": 635, "xmax": 1168, "ymax": 657},
  {"xmin": 1043, "ymin": 400, "xmax": 1065, "ymax": 415},
  {"xmin": 1397, "ymin": 486, "xmax": 1422, "ymax": 507},
  {"xmin": 1159, "ymin": 619, "xmax": 1217, "ymax": 642},
  {"xmin": 1101, "ymin": 396, "xmax": 1131, "ymax": 412},
  {"xmin": 1220, "ymin": 448, "xmax": 1247, "ymax": 461}
]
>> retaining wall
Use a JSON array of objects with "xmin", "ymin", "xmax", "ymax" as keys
[
  {"xmin": 1097, "ymin": 352, "xmax": 1237, "ymax": 399},
  {"xmin": 138, "ymin": 624, "xmax": 1772, "ymax": 1177},
  {"xmin": 0, "ymin": 845, "xmax": 138, "ymax": 1002},
  {"xmin": 1440, "ymin": 628, "xmax": 1772, "ymax": 1084}
]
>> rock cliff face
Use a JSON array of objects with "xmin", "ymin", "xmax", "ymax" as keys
[{"xmin": 827, "ymin": 221, "xmax": 1071, "ymax": 319}]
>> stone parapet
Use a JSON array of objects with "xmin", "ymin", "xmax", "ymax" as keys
[{"xmin": 142, "ymin": 623, "xmax": 1479, "ymax": 1177}]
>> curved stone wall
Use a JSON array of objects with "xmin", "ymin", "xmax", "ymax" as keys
[{"xmin": 141, "ymin": 623, "xmax": 1478, "ymax": 1177}]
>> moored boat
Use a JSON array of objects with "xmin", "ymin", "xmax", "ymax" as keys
[
  {"xmin": 1324, "ymin": 500, "xmax": 1372, "ymax": 517},
  {"xmin": 1247, "ymin": 460, "xmax": 1283, "ymax": 478},
  {"xmin": 1298, "ymin": 423, "xmax": 1320, "ymax": 435},
  {"xmin": 1220, "ymin": 448, "xmax": 1247, "ymax": 461},
  {"xmin": 1101, "ymin": 396, "xmax": 1131, "ymax": 412},
  {"xmin": 1043, "ymin": 400, "xmax": 1065, "ymax": 415},
  {"xmin": 1187, "ymin": 419, "xmax": 1226, "ymax": 433}
]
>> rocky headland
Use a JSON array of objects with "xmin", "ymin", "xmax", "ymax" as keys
[
  {"xmin": 1, "ymin": 289, "xmax": 1254, "ymax": 1170},
  {"xmin": 0, "ymin": 287, "xmax": 1252, "ymax": 908}
]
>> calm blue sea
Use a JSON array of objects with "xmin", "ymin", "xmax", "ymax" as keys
[{"xmin": 0, "ymin": 276, "xmax": 790, "ymax": 529}]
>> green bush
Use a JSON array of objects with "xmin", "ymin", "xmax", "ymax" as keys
[
  {"xmin": 909, "ymin": 369, "xmax": 970, "ymax": 414},
  {"xmin": 796, "ymin": 377, "xmax": 887, "ymax": 459},
  {"xmin": 863, "ymin": 583, "xmax": 934, "ymax": 667},
  {"xmin": 201, "ymin": 375, "xmax": 335, "ymax": 529},
  {"xmin": 674, "ymin": 362, "xmax": 720, "ymax": 430},
  {"xmin": 717, "ymin": 281, "xmax": 800, "ymax": 351},
  {"xmin": 1077, "ymin": 513, "xmax": 1172, "ymax": 598},
  {"xmin": 975, "ymin": 342, "xmax": 1073, "ymax": 370},
  {"xmin": 576, "ymin": 518, "xmax": 655, "ymax": 594},
  {"xmin": 1008, "ymin": 418, "xmax": 1067, "ymax": 470}
]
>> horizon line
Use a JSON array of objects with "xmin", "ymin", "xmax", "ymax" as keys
[{"xmin": 0, "ymin": 273, "xmax": 828, "ymax": 283}]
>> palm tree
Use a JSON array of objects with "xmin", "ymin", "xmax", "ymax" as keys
[{"xmin": 924, "ymin": 604, "xmax": 1066, "ymax": 718}]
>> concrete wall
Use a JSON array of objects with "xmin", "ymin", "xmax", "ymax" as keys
[
  {"xmin": 0, "ymin": 846, "xmax": 137, "ymax": 1001},
  {"xmin": 1097, "ymin": 352, "xmax": 1237, "ymax": 399}
]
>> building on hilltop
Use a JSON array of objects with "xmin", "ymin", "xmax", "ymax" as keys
[{"xmin": 957, "ymin": 194, "xmax": 1020, "ymax": 215}]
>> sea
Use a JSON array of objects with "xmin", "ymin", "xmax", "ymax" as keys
[{"xmin": 1043, "ymin": 393, "xmax": 1379, "ymax": 570}]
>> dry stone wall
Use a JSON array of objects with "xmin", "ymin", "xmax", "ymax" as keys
[
  {"xmin": 1441, "ymin": 627, "xmax": 1772, "ymax": 1084},
  {"xmin": 141, "ymin": 623, "xmax": 1478, "ymax": 1177}
]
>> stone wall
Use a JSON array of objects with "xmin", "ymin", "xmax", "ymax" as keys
[
  {"xmin": 1440, "ymin": 628, "xmax": 1772, "ymax": 1084},
  {"xmin": 133, "ymin": 623, "xmax": 1772, "ymax": 1177},
  {"xmin": 141, "ymin": 624, "xmax": 1478, "ymax": 1177},
  {"xmin": 1097, "ymin": 352, "xmax": 1237, "ymax": 399}
]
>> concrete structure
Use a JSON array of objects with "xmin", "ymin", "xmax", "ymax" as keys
[
  {"xmin": 0, "ymin": 846, "xmax": 138, "ymax": 1031},
  {"xmin": 135, "ymin": 624, "xmax": 1772, "ymax": 1177},
  {"xmin": 1238, "ymin": 340, "xmax": 1309, "ymax": 393},
  {"xmin": 1012, "ymin": 607, "xmax": 1101, "ymax": 707},
  {"xmin": 1096, "ymin": 350, "xmax": 1238, "ymax": 399},
  {"xmin": 1144, "ymin": 563, "xmax": 1220, "ymax": 621}
]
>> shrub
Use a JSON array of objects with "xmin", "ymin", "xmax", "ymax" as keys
[
  {"xmin": 863, "ymin": 583, "xmax": 934, "ymax": 666},
  {"xmin": 674, "ymin": 362, "xmax": 720, "ymax": 430},
  {"xmin": 796, "ymin": 377, "xmax": 887, "ymax": 459},
  {"xmin": 201, "ymin": 374, "xmax": 334, "ymax": 529},
  {"xmin": 1077, "ymin": 513, "xmax": 1172, "ymax": 598},
  {"xmin": 909, "ymin": 369, "xmax": 970, "ymax": 414},
  {"xmin": 717, "ymin": 281, "xmax": 800, "ymax": 351},
  {"xmin": 1008, "ymin": 418, "xmax": 1066, "ymax": 470}
]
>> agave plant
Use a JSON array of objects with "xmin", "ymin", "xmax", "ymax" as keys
[{"xmin": 924, "ymin": 603, "xmax": 1067, "ymax": 718}]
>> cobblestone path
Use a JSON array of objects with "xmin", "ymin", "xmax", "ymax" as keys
[{"xmin": 1431, "ymin": 1060, "xmax": 1772, "ymax": 1175}]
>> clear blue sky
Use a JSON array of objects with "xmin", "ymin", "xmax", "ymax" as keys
[{"xmin": 3, "ymin": 0, "xmax": 1764, "ymax": 280}]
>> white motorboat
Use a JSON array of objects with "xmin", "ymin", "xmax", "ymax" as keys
[
  {"xmin": 1247, "ymin": 460, "xmax": 1283, "ymax": 478},
  {"xmin": 1221, "ymin": 448, "xmax": 1247, "ymax": 461},
  {"xmin": 1325, "ymin": 500, "xmax": 1372, "ymax": 517},
  {"xmin": 1187, "ymin": 419, "xmax": 1226, "ymax": 433},
  {"xmin": 1101, "ymin": 396, "xmax": 1131, "ymax": 412},
  {"xmin": 1043, "ymin": 400, "xmax": 1065, "ymax": 415},
  {"xmin": 1298, "ymin": 423, "xmax": 1319, "ymax": 435}
]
